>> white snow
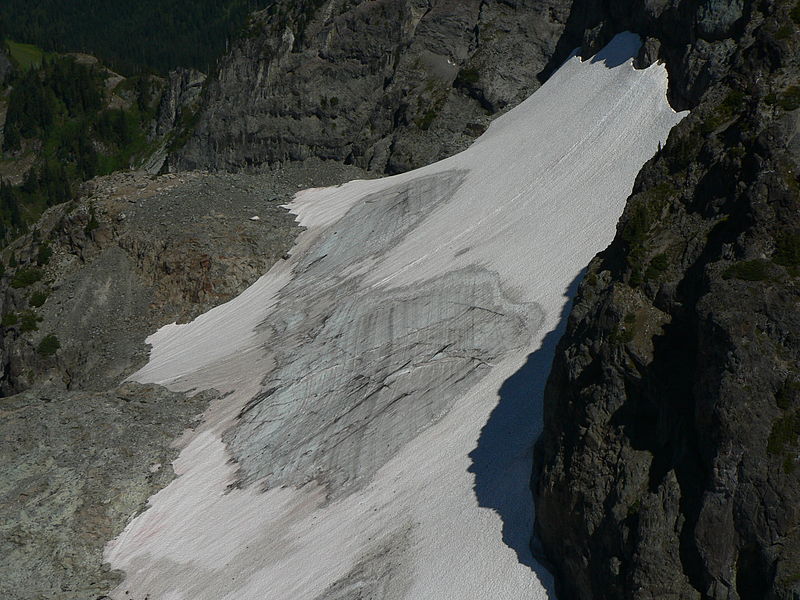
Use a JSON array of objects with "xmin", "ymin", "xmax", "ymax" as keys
[{"xmin": 105, "ymin": 33, "xmax": 686, "ymax": 600}]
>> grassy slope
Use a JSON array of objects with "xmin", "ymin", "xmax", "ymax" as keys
[{"xmin": 5, "ymin": 40, "xmax": 44, "ymax": 70}]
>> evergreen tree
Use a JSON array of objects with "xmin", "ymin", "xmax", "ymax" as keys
[
  {"xmin": 5, "ymin": 68, "xmax": 55, "ymax": 139},
  {"xmin": 0, "ymin": 0, "xmax": 272, "ymax": 73},
  {"xmin": 21, "ymin": 167, "xmax": 37, "ymax": 195},
  {"xmin": 76, "ymin": 127, "xmax": 98, "ymax": 180},
  {"xmin": 48, "ymin": 57, "xmax": 102, "ymax": 116},
  {"xmin": 3, "ymin": 124, "xmax": 20, "ymax": 152},
  {"xmin": 136, "ymin": 76, "xmax": 152, "ymax": 112},
  {"xmin": 0, "ymin": 180, "xmax": 23, "ymax": 229}
]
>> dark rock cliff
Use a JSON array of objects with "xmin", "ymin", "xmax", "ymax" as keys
[
  {"xmin": 170, "ymin": 0, "xmax": 569, "ymax": 174},
  {"xmin": 534, "ymin": 1, "xmax": 800, "ymax": 599}
]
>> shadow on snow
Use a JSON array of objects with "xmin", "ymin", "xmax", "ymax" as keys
[
  {"xmin": 468, "ymin": 269, "xmax": 585, "ymax": 598},
  {"xmin": 589, "ymin": 31, "xmax": 642, "ymax": 68}
]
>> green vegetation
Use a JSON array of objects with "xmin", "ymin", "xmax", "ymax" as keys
[
  {"xmin": 723, "ymin": 259, "xmax": 772, "ymax": 281},
  {"xmin": 626, "ymin": 496, "xmax": 642, "ymax": 518},
  {"xmin": 779, "ymin": 86, "xmax": 800, "ymax": 111},
  {"xmin": 792, "ymin": 2, "xmax": 800, "ymax": 24},
  {"xmin": 701, "ymin": 90, "xmax": 746, "ymax": 134},
  {"xmin": 768, "ymin": 380, "xmax": 800, "ymax": 471},
  {"xmin": 19, "ymin": 309, "xmax": 41, "ymax": 332},
  {"xmin": 776, "ymin": 379, "xmax": 800, "ymax": 411},
  {"xmin": 414, "ymin": 85, "xmax": 447, "ymax": 132},
  {"xmin": 29, "ymin": 290, "xmax": 48, "ymax": 308},
  {"xmin": 774, "ymin": 232, "xmax": 800, "ymax": 268},
  {"xmin": 645, "ymin": 253, "xmax": 670, "ymax": 280},
  {"xmin": 10, "ymin": 267, "xmax": 43, "ymax": 288},
  {"xmin": 5, "ymin": 39, "xmax": 45, "ymax": 71},
  {"xmin": 1, "ymin": 1, "xmax": 272, "ymax": 73},
  {"xmin": 0, "ymin": 182, "xmax": 24, "ymax": 237},
  {"xmin": 620, "ymin": 184, "xmax": 677, "ymax": 285},
  {"xmin": 621, "ymin": 316, "xmax": 636, "ymax": 343},
  {"xmin": 622, "ymin": 186, "xmax": 673, "ymax": 248},
  {"xmin": 165, "ymin": 104, "xmax": 201, "ymax": 153},
  {"xmin": 84, "ymin": 206, "xmax": 99, "ymax": 235},
  {"xmin": 1, "ymin": 313, "xmax": 18, "ymax": 327},
  {"xmin": 612, "ymin": 323, "xmax": 636, "ymax": 345},
  {"xmin": 609, "ymin": 314, "xmax": 638, "ymax": 345},
  {"xmin": 35, "ymin": 243, "xmax": 52, "ymax": 266},
  {"xmin": 0, "ymin": 55, "xmax": 159, "ymax": 241},
  {"xmin": 416, "ymin": 109, "xmax": 438, "ymax": 131},
  {"xmin": 289, "ymin": 0, "xmax": 328, "ymax": 50},
  {"xmin": 768, "ymin": 412, "xmax": 800, "ymax": 455},
  {"xmin": 664, "ymin": 128, "xmax": 700, "ymax": 172},
  {"xmin": 776, "ymin": 24, "xmax": 794, "ymax": 40},
  {"xmin": 623, "ymin": 203, "xmax": 655, "ymax": 286},
  {"xmin": 784, "ymin": 455, "xmax": 795, "ymax": 474},
  {"xmin": 646, "ymin": 183, "xmax": 679, "ymax": 203},
  {"xmin": 36, "ymin": 333, "xmax": 60, "ymax": 356},
  {"xmin": 455, "ymin": 67, "xmax": 480, "ymax": 87}
]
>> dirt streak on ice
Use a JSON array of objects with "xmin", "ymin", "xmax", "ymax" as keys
[{"xmin": 105, "ymin": 33, "xmax": 686, "ymax": 600}]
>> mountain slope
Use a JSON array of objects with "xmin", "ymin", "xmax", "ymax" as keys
[
  {"xmin": 103, "ymin": 33, "xmax": 684, "ymax": 599},
  {"xmin": 171, "ymin": 0, "xmax": 569, "ymax": 174},
  {"xmin": 0, "ymin": 164, "xmax": 372, "ymax": 600},
  {"xmin": 534, "ymin": 1, "xmax": 800, "ymax": 598},
  {"xmin": 0, "ymin": 48, "xmax": 207, "ymax": 244}
]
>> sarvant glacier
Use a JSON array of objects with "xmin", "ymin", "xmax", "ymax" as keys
[{"xmin": 104, "ymin": 32, "xmax": 686, "ymax": 600}]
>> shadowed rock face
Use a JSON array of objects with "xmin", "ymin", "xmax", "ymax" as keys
[
  {"xmin": 153, "ymin": 68, "xmax": 206, "ymax": 140},
  {"xmin": 171, "ymin": 0, "xmax": 570, "ymax": 174},
  {"xmin": 536, "ymin": 0, "xmax": 751, "ymax": 110},
  {"xmin": 534, "ymin": 1, "xmax": 800, "ymax": 599},
  {"xmin": 227, "ymin": 171, "xmax": 543, "ymax": 496}
]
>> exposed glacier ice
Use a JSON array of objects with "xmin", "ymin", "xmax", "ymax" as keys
[{"xmin": 105, "ymin": 32, "xmax": 686, "ymax": 600}]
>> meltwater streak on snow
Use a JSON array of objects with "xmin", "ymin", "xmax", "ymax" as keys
[{"xmin": 106, "ymin": 33, "xmax": 686, "ymax": 600}]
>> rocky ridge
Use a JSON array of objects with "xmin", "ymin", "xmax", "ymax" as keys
[
  {"xmin": 0, "ymin": 169, "xmax": 302, "ymax": 394},
  {"xmin": 534, "ymin": 1, "xmax": 800, "ymax": 599},
  {"xmin": 171, "ymin": 0, "xmax": 570, "ymax": 174},
  {"xmin": 0, "ymin": 383, "xmax": 215, "ymax": 600}
]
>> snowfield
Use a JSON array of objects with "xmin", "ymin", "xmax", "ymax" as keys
[{"xmin": 105, "ymin": 33, "xmax": 686, "ymax": 600}]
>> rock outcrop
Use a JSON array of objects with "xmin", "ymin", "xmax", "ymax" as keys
[
  {"xmin": 534, "ymin": 1, "xmax": 800, "ymax": 599},
  {"xmin": 153, "ymin": 67, "xmax": 206, "ymax": 140},
  {"xmin": 0, "ymin": 161, "xmax": 369, "ymax": 599},
  {"xmin": 0, "ymin": 170, "xmax": 300, "ymax": 394},
  {"xmin": 171, "ymin": 0, "xmax": 570, "ymax": 174},
  {"xmin": 0, "ymin": 383, "xmax": 215, "ymax": 600}
]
